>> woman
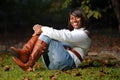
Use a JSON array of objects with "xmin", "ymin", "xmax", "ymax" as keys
[{"xmin": 11, "ymin": 7, "xmax": 91, "ymax": 71}]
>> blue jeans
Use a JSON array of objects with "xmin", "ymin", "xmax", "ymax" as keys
[{"xmin": 39, "ymin": 34, "xmax": 76, "ymax": 70}]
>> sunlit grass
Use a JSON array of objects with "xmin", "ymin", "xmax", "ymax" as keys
[{"xmin": 0, "ymin": 53, "xmax": 120, "ymax": 80}]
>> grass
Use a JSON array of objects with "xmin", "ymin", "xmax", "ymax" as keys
[{"xmin": 0, "ymin": 53, "xmax": 120, "ymax": 80}]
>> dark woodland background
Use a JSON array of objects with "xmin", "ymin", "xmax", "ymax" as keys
[{"xmin": 0, "ymin": 0, "xmax": 120, "ymax": 54}]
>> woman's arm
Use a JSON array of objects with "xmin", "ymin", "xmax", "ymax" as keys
[
  {"xmin": 41, "ymin": 26, "xmax": 88, "ymax": 43},
  {"xmin": 32, "ymin": 24, "xmax": 89, "ymax": 43}
]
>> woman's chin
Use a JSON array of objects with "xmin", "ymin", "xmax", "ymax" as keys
[{"xmin": 73, "ymin": 26, "xmax": 80, "ymax": 29}]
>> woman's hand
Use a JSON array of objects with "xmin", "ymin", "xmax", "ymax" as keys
[{"xmin": 32, "ymin": 24, "xmax": 42, "ymax": 36}]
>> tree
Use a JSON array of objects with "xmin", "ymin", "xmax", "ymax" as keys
[
  {"xmin": 111, "ymin": 0, "xmax": 120, "ymax": 32},
  {"xmin": 0, "ymin": 0, "xmax": 119, "ymax": 32},
  {"xmin": 61, "ymin": 0, "xmax": 120, "ymax": 32}
]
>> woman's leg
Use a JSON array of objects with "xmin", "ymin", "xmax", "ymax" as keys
[
  {"xmin": 13, "ymin": 34, "xmax": 47, "ymax": 70},
  {"xmin": 13, "ymin": 34, "xmax": 75, "ymax": 70},
  {"xmin": 39, "ymin": 35, "xmax": 76, "ymax": 70},
  {"xmin": 11, "ymin": 35, "xmax": 39, "ymax": 63}
]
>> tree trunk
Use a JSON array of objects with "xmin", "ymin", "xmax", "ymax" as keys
[{"xmin": 111, "ymin": 0, "xmax": 120, "ymax": 33}]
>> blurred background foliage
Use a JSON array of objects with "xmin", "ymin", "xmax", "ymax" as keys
[{"xmin": 0, "ymin": 0, "xmax": 119, "ymax": 33}]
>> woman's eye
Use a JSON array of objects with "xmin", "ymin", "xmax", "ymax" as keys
[
  {"xmin": 70, "ymin": 17, "xmax": 74, "ymax": 20},
  {"xmin": 76, "ymin": 17, "xmax": 80, "ymax": 19}
]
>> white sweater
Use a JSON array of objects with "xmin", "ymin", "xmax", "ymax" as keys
[{"xmin": 41, "ymin": 26, "xmax": 91, "ymax": 67}]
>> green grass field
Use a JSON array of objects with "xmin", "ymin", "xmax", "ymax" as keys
[{"xmin": 0, "ymin": 53, "xmax": 120, "ymax": 80}]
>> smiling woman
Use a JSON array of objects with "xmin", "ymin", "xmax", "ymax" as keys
[
  {"xmin": 10, "ymin": 7, "xmax": 91, "ymax": 71},
  {"xmin": 70, "ymin": 15, "xmax": 81, "ymax": 29},
  {"xmin": 68, "ymin": 8, "xmax": 88, "ymax": 31}
]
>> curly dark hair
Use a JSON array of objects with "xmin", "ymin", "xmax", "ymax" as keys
[{"xmin": 68, "ymin": 7, "xmax": 88, "ymax": 31}]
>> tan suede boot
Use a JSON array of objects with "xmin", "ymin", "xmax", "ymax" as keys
[
  {"xmin": 11, "ymin": 35, "xmax": 39, "ymax": 63},
  {"xmin": 13, "ymin": 39, "xmax": 47, "ymax": 71}
]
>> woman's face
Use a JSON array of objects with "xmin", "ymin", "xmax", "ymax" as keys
[{"xmin": 70, "ymin": 14, "xmax": 81, "ymax": 29}]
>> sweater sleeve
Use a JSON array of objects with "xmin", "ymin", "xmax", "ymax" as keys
[{"xmin": 41, "ymin": 26, "xmax": 88, "ymax": 43}]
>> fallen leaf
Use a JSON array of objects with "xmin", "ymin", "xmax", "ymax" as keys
[
  {"xmin": 99, "ymin": 69, "xmax": 105, "ymax": 77},
  {"xmin": 50, "ymin": 75, "xmax": 57, "ymax": 80},
  {"xmin": 75, "ymin": 72, "xmax": 82, "ymax": 77},
  {"xmin": 87, "ymin": 52, "xmax": 98, "ymax": 56},
  {"xmin": 33, "ymin": 72, "xmax": 40, "ymax": 77},
  {"xmin": 27, "ymin": 67, "xmax": 34, "ymax": 72},
  {"xmin": 63, "ymin": 70, "xmax": 71, "ymax": 75},
  {"xmin": 24, "ymin": 77, "xmax": 31, "ymax": 80},
  {"xmin": 34, "ymin": 62, "xmax": 42, "ymax": 69},
  {"xmin": 39, "ymin": 77, "xmax": 44, "ymax": 80},
  {"xmin": 4, "ymin": 65, "xmax": 10, "ymax": 71},
  {"xmin": 55, "ymin": 70, "xmax": 62, "ymax": 75},
  {"xmin": 0, "ymin": 57, "xmax": 3, "ymax": 61}
]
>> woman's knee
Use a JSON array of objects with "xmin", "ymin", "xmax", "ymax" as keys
[{"xmin": 39, "ymin": 34, "xmax": 51, "ymax": 44}]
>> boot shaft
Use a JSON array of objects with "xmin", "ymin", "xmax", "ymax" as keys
[
  {"xmin": 11, "ymin": 35, "xmax": 39, "ymax": 63},
  {"xmin": 13, "ymin": 39, "xmax": 48, "ymax": 71},
  {"xmin": 22, "ymin": 35, "xmax": 39, "ymax": 51}
]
